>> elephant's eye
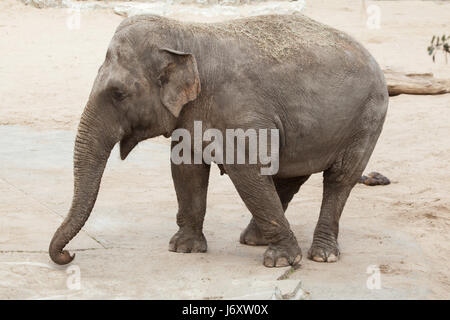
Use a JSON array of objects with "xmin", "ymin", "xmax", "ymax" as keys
[{"xmin": 111, "ymin": 87, "xmax": 128, "ymax": 102}]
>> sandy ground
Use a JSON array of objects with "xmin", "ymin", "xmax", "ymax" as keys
[{"xmin": 0, "ymin": 0, "xmax": 449, "ymax": 299}]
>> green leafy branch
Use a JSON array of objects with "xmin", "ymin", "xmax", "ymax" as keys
[{"xmin": 428, "ymin": 34, "xmax": 450, "ymax": 63}]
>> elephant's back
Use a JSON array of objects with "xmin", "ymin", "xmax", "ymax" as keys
[
  {"xmin": 203, "ymin": 14, "xmax": 363, "ymax": 62},
  {"xmin": 120, "ymin": 14, "xmax": 371, "ymax": 65}
]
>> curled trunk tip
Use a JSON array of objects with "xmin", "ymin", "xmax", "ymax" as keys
[
  {"xmin": 49, "ymin": 226, "xmax": 77, "ymax": 265},
  {"xmin": 49, "ymin": 248, "xmax": 75, "ymax": 265}
]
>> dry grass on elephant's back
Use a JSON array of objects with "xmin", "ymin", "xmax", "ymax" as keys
[{"xmin": 118, "ymin": 13, "xmax": 350, "ymax": 61}]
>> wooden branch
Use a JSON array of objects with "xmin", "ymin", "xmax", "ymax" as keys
[{"xmin": 384, "ymin": 70, "xmax": 450, "ymax": 96}]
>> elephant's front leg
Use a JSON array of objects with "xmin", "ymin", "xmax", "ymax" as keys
[
  {"xmin": 226, "ymin": 164, "xmax": 301, "ymax": 267},
  {"xmin": 169, "ymin": 160, "xmax": 210, "ymax": 253}
]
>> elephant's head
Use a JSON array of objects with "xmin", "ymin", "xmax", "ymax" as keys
[{"xmin": 49, "ymin": 23, "xmax": 201, "ymax": 265}]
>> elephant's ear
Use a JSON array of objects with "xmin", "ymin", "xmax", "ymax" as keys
[{"xmin": 158, "ymin": 48, "xmax": 201, "ymax": 118}]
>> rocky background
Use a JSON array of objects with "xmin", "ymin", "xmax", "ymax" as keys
[{"xmin": 20, "ymin": 0, "xmax": 306, "ymax": 18}]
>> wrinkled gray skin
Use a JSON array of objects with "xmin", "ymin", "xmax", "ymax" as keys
[{"xmin": 49, "ymin": 14, "xmax": 388, "ymax": 267}]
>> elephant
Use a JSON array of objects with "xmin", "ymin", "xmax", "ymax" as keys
[{"xmin": 49, "ymin": 14, "xmax": 388, "ymax": 268}]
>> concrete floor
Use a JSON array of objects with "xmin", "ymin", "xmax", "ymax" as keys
[{"xmin": 0, "ymin": 126, "xmax": 433, "ymax": 299}]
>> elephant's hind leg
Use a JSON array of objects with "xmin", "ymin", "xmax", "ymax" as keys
[
  {"xmin": 240, "ymin": 175, "xmax": 310, "ymax": 246},
  {"xmin": 309, "ymin": 132, "xmax": 381, "ymax": 263},
  {"xmin": 307, "ymin": 176, "xmax": 354, "ymax": 263},
  {"xmin": 169, "ymin": 158, "xmax": 211, "ymax": 253},
  {"xmin": 227, "ymin": 164, "xmax": 302, "ymax": 267}
]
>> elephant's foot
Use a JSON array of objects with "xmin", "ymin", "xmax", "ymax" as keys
[
  {"xmin": 308, "ymin": 239, "xmax": 340, "ymax": 263},
  {"xmin": 240, "ymin": 219, "xmax": 269, "ymax": 246},
  {"xmin": 263, "ymin": 237, "xmax": 302, "ymax": 268},
  {"xmin": 169, "ymin": 228, "xmax": 207, "ymax": 253}
]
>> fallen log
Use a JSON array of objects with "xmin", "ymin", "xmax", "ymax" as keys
[{"xmin": 384, "ymin": 70, "xmax": 450, "ymax": 96}]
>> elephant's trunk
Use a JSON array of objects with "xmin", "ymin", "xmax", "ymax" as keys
[{"xmin": 49, "ymin": 103, "xmax": 119, "ymax": 265}]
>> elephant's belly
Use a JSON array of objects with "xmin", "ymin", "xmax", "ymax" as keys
[
  {"xmin": 275, "ymin": 161, "xmax": 328, "ymax": 178},
  {"xmin": 275, "ymin": 155, "xmax": 332, "ymax": 178},
  {"xmin": 275, "ymin": 141, "xmax": 339, "ymax": 178}
]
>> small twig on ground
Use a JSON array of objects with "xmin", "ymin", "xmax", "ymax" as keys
[{"xmin": 277, "ymin": 263, "xmax": 301, "ymax": 280}]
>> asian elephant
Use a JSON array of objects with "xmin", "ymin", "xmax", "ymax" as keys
[{"xmin": 49, "ymin": 14, "xmax": 388, "ymax": 267}]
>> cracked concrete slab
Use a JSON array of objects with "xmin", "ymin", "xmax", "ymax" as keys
[
  {"xmin": 0, "ymin": 125, "xmax": 445, "ymax": 299},
  {"xmin": 0, "ymin": 172, "xmax": 103, "ymax": 252}
]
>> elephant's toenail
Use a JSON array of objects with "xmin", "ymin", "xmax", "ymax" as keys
[
  {"xmin": 327, "ymin": 254, "xmax": 338, "ymax": 262},
  {"xmin": 275, "ymin": 257, "xmax": 289, "ymax": 267},
  {"xmin": 313, "ymin": 256, "xmax": 325, "ymax": 262},
  {"xmin": 264, "ymin": 259, "xmax": 274, "ymax": 267}
]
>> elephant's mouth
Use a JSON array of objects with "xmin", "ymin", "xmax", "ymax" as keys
[
  {"xmin": 120, "ymin": 124, "xmax": 173, "ymax": 159},
  {"xmin": 120, "ymin": 126, "xmax": 163, "ymax": 160},
  {"xmin": 120, "ymin": 134, "xmax": 139, "ymax": 160}
]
